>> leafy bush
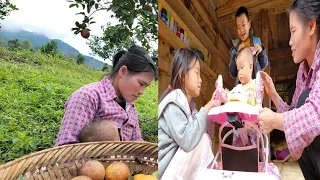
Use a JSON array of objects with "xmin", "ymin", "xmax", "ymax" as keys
[{"xmin": 0, "ymin": 48, "xmax": 157, "ymax": 163}]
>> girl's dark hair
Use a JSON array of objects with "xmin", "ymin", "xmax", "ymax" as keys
[
  {"xmin": 159, "ymin": 48, "xmax": 202, "ymax": 103},
  {"xmin": 290, "ymin": 0, "xmax": 320, "ymax": 40},
  {"xmin": 109, "ymin": 45, "xmax": 158, "ymax": 79},
  {"xmin": 236, "ymin": 6, "xmax": 250, "ymax": 21}
]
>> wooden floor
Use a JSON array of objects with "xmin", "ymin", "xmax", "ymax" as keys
[{"xmin": 274, "ymin": 162, "xmax": 304, "ymax": 180}]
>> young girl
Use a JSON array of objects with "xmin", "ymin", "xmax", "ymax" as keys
[
  {"xmin": 158, "ymin": 48, "xmax": 219, "ymax": 179},
  {"xmin": 55, "ymin": 45, "xmax": 157, "ymax": 146}
]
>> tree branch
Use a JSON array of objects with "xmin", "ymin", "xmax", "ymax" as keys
[{"xmin": 88, "ymin": 7, "xmax": 109, "ymax": 18}]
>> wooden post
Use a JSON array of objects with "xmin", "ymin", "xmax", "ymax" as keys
[
  {"xmin": 261, "ymin": 9, "xmax": 272, "ymax": 162},
  {"xmin": 261, "ymin": 9, "xmax": 271, "ymax": 109}
]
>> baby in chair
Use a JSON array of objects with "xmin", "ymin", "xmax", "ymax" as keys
[{"xmin": 223, "ymin": 46, "xmax": 263, "ymax": 147}]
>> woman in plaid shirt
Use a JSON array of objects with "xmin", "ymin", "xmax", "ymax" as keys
[
  {"xmin": 258, "ymin": 0, "xmax": 320, "ymax": 179},
  {"xmin": 55, "ymin": 45, "xmax": 157, "ymax": 146}
]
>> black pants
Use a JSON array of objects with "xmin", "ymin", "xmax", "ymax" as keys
[
  {"xmin": 298, "ymin": 136, "xmax": 320, "ymax": 180},
  {"xmin": 292, "ymin": 88, "xmax": 320, "ymax": 180}
]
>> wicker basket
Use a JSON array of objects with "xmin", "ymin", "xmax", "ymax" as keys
[{"xmin": 0, "ymin": 141, "xmax": 158, "ymax": 180}]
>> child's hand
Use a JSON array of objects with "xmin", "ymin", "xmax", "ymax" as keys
[
  {"xmin": 204, "ymin": 89, "xmax": 220, "ymax": 112},
  {"xmin": 253, "ymin": 44, "xmax": 262, "ymax": 56}
]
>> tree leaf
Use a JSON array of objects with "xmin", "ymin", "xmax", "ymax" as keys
[
  {"xmin": 69, "ymin": 4, "xmax": 77, "ymax": 8},
  {"xmin": 111, "ymin": 5, "xmax": 119, "ymax": 12},
  {"xmin": 76, "ymin": 12, "xmax": 85, "ymax": 15},
  {"xmin": 84, "ymin": 16, "xmax": 89, "ymax": 23},
  {"xmin": 127, "ymin": 16, "xmax": 134, "ymax": 28},
  {"xmin": 121, "ymin": 9, "xmax": 128, "ymax": 15},
  {"xmin": 136, "ymin": 34, "xmax": 143, "ymax": 41},
  {"xmin": 87, "ymin": 4, "xmax": 92, "ymax": 14}
]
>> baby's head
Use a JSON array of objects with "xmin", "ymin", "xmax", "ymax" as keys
[
  {"xmin": 79, "ymin": 120, "xmax": 120, "ymax": 142},
  {"xmin": 236, "ymin": 47, "xmax": 254, "ymax": 85}
]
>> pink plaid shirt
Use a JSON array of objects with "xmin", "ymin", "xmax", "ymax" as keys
[
  {"xmin": 277, "ymin": 40, "xmax": 320, "ymax": 160},
  {"xmin": 55, "ymin": 77, "xmax": 142, "ymax": 146}
]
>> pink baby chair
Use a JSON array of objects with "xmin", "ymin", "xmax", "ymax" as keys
[{"xmin": 204, "ymin": 73, "xmax": 280, "ymax": 180}]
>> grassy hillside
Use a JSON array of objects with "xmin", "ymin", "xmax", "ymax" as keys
[
  {"xmin": 0, "ymin": 30, "xmax": 106, "ymax": 69},
  {"xmin": 0, "ymin": 48, "xmax": 157, "ymax": 163}
]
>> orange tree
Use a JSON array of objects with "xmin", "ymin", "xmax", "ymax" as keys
[{"xmin": 68, "ymin": 0, "xmax": 157, "ymax": 60}]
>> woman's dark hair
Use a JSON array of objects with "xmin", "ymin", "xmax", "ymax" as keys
[
  {"xmin": 236, "ymin": 6, "xmax": 250, "ymax": 21},
  {"xmin": 109, "ymin": 45, "xmax": 158, "ymax": 79},
  {"xmin": 290, "ymin": 0, "xmax": 320, "ymax": 40},
  {"xmin": 159, "ymin": 48, "xmax": 202, "ymax": 103}
]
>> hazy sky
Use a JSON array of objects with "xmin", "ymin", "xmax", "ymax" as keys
[{"xmin": 2, "ymin": 0, "xmax": 117, "ymax": 64}]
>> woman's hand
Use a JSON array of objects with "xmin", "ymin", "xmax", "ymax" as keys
[
  {"xmin": 204, "ymin": 89, "xmax": 220, "ymax": 112},
  {"xmin": 258, "ymin": 107, "xmax": 284, "ymax": 134},
  {"xmin": 259, "ymin": 71, "xmax": 281, "ymax": 107}
]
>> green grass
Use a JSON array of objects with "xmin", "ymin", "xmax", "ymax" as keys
[{"xmin": 0, "ymin": 48, "xmax": 158, "ymax": 163}]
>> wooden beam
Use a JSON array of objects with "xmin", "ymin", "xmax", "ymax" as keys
[
  {"xmin": 211, "ymin": 0, "xmax": 228, "ymax": 9},
  {"xmin": 269, "ymin": 47, "xmax": 292, "ymax": 61},
  {"xmin": 191, "ymin": 0, "xmax": 230, "ymax": 49},
  {"xmin": 261, "ymin": 9, "xmax": 271, "ymax": 162},
  {"xmin": 218, "ymin": 0, "xmax": 292, "ymax": 25},
  {"xmin": 205, "ymin": 0, "xmax": 234, "ymax": 49},
  {"xmin": 216, "ymin": 0, "xmax": 271, "ymax": 18},
  {"xmin": 268, "ymin": 13, "xmax": 279, "ymax": 49},
  {"xmin": 261, "ymin": 9, "xmax": 271, "ymax": 110},
  {"xmin": 186, "ymin": 0, "xmax": 217, "ymax": 40},
  {"xmin": 190, "ymin": 0, "xmax": 214, "ymax": 32},
  {"xmin": 276, "ymin": 12, "xmax": 290, "ymax": 48},
  {"xmin": 261, "ymin": 9, "xmax": 269, "ymax": 53},
  {"xmin": 162, "ymin": 0, "xmax": 219, "ymax": 55},
  {"xmin": 217, "ymin": 34, "xmax": 231, "ymax": 65}
]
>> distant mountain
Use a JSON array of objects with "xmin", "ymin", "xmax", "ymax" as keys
[{"xmin": 0, "ymin": 29, "xmax": 106, "ymax": 70}]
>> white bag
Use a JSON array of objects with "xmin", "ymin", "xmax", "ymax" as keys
[{"xmin": 162, "ymin": 133, "xmax": 214, "ymax": 180}]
